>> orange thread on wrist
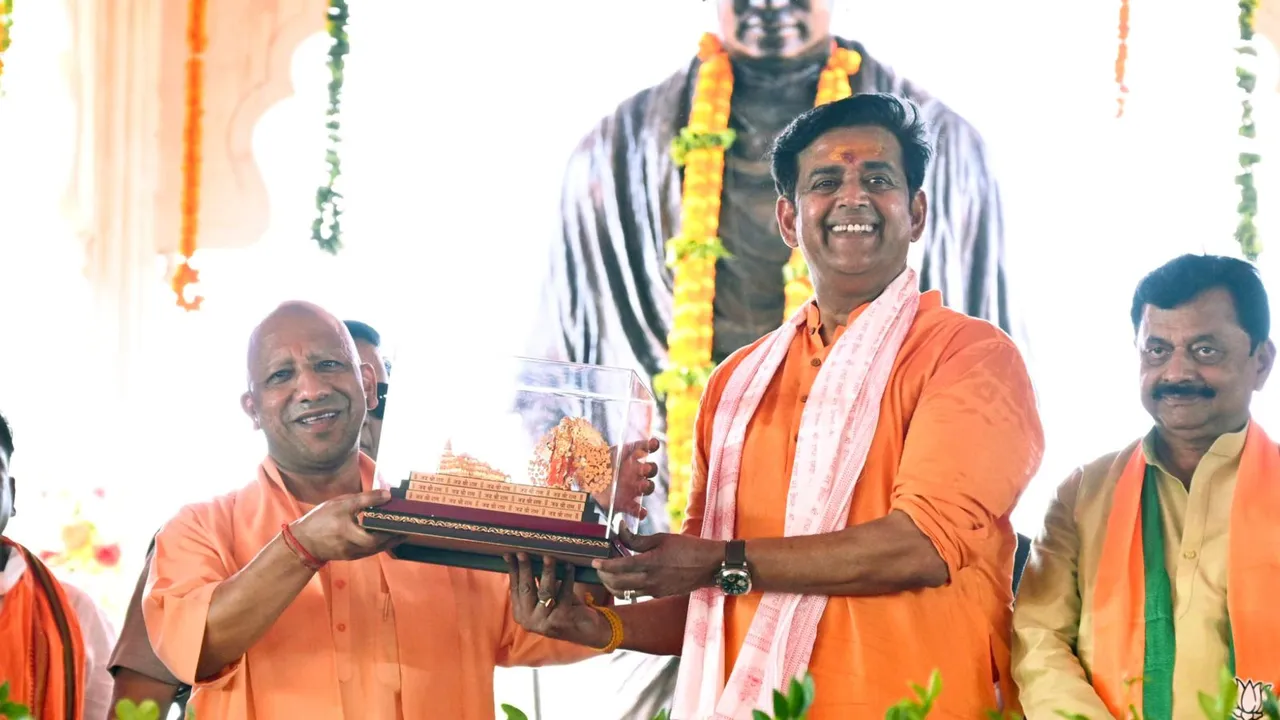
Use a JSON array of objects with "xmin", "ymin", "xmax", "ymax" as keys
[
  {"xmin": 280, "ymin": 523, "xmax": 324, "ymax": 572},
  {"xmin": 585, "ymin": 594, "xmax": 624, "ymax": 653}
]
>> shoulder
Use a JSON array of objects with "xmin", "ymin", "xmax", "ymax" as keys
[
  {"xmin": 905, "ymin": 300, "xmax": 1021, "ymax": 368},
  {"xmin": 565, "ymin": 62, "xmax": 694, "ymax": 164},
  {"xmin": 1073, "ymin": 440, "xmax": 1143, "ymax": 506},
  {"xmin": 155, "ymin": 486, "xmax": 245, "ymax": 548},
  {"xmin": 59, "ymin": 579, "xmax": 117, "ymax": 642},
  {"xmin": 701, "ymin": 331, "xmax": 776, "ymax": 407}
]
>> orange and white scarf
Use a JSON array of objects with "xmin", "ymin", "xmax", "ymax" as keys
[
  {"xmin": 671, "ymin": 268, "xmax": 920, "ymax": 719},
  {"xmin": 1091, "ymin": 421, "xmax": 1280, "ymax": 718}
]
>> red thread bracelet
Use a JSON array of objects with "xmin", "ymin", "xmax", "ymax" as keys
[{"xmin": 280, "ymin": 523, "xmax": 324, "ymax": 571}]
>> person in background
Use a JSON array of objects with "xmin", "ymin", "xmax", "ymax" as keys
[
  {"xmin": 343, "ymin": 320, "xmax": 391, "ymax": 460},
  {"xmin": 0, "ymin": 411, "xmax": 116, "ymax": 719},
  {"xmin": 1013, "ymin": 254, "xmax": 1280, "ymax": 719},
  {"xmin": 108, "ymin": 319, "xmax": 394, "ymax": 718}
]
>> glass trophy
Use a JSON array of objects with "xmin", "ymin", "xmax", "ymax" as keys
[{"xmin": 360, "ymin": 355, "xmax": 656, "ymax": 584}]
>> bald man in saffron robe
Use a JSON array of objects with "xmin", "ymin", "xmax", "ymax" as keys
[{"xmin": 142, "ymin": 302, "xmax": 646, "ymax": 719}]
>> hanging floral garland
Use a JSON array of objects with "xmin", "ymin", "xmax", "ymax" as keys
[
  {"xmin": 657, "ymin": 33, "xmax": 861, "ymax": 527},
  {"xmin": 312, "ymin": 0, "xmax": 349, "ymax": 254},
  {"xmin": 170, "ymin": 0, "xmax": 207, "ymax": 311},
  {"xmin": 1236, "ymin": 0, "xmax": 1262, "ymax": 260},
  {"xmin": 0, "ymin": 0, "xmax": 14, "ymax": 95},
  {"xmin": 1114, "ymin": 0, "xmax": 1129, "ymax": 118}
]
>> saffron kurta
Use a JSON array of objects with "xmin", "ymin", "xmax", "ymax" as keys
[
  {"xmin": 1012, "ymin": 429, "xmax": 1243, "ymax": 718},
  {"xmin": 143, "ymin": 454, "xmax": 595, "ymax": 720},
  {"xmin": 684, "ymin": 292, "xmax": 1044, "ymax": 717}
]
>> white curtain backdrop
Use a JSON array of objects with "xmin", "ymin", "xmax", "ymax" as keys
[{"xmin": 1, "ymin": 0, "xmax": 1278, "ymax": 713}]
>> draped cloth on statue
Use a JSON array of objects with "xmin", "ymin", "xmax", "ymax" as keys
[{"xmin": 531, "ymin": 38, "xmax": 1011, "ymax": 530}]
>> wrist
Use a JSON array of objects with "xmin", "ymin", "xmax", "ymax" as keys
[
  {"xmin": 280, "ymin": 522, "xmax": 325, "ymax": 571},
  {"xmin": 702, "ymin": 540, "xmax": 729, "ymax": 589}
]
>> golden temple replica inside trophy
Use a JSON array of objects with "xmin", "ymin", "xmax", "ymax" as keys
[{"xmin": 359, "ymin": 357, "xmax": 656, "ymax": 584}]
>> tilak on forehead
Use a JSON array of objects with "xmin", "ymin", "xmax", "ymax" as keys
[{"xmin": 827, "ymin": 140, "xmax": 885, "ymax": 164}]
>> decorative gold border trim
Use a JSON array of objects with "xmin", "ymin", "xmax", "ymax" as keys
[{"xmin": 362, "ymin": 511, "xmax": 611, "ymax": 550}]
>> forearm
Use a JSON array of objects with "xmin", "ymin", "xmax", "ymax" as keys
[
  {"xmin": 1013, "ymin": 633, "xmax": 1111, "ymax": 718},
  {"xmin": 615, "ymin": 596, "xmax": 690, "ymax": 656},
  {"xmin": 745, "ymin": 511, "xmax": 947, "ymax": 596},
  {"xmin": 110, "ymin": 668, "xmax": 178, "ymax": 716},
  {"xmin": 198, "ymin": 534, "xmax": 314, "ymax": 679}
]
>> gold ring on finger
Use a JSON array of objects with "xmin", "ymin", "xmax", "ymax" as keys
[{"xmin": 539, "ymin": 596, "xmax": 556, "ymax": 609}]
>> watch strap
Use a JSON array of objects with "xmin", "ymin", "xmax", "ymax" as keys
[{"xmin": 725, "ymin": 539, "xmax": 747, "ymax": 568}]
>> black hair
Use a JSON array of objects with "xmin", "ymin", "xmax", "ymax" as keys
[
  {"xmin": 344, "ymin": 320, "xmax": 392, "ymax": 375},
  {"xmin": 769, "ymin": 92, "xmax": 933, "ymax": 201},
  {"xmin": 0, "ymin": 410, "xmax": 12, "ymax": 459},
  {"xmin": 1131, "ymin": 253, "xmax": 1271, "ymax": 351},
  {"xmin": 344, "ymin": 320, "xmax": 382, "ymax": 348}
]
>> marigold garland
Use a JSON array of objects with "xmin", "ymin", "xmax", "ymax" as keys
[
  {"xmin": 1114, "ymin": 0, "xmax": 1129, "ymax": 118},
  {"xmin": 0, "ymin": 0, "xmax": 12, "ymax": 96},
  {"xmin": 1236, "ymin": 0, "xmax": 1262, "ymax": 260},
  {"xmin": 312, "ymin": 0, "xmax": 349, "ymax": 254},
  {"xmin": 170, "ymin": 0, "xmax": 207, "ymax": 311},
  {"xmin": 659, "ymin": 34, "xmax": 861, "ymax": 527}
]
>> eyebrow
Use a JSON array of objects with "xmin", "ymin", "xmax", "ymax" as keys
[
  {"xmin": 807, "ymin": 160, "xmax": 898, "ymax": 179},
  {"xmin": 1143, "ymin": 333, "xmax": 1221, "ymax": 346}
]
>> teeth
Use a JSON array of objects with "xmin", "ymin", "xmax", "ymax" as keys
[
  {"xmin": 830, "ymin": 224, "xmax": 875, "ymax": 233},
  {"xmin": 300, "ymin": 412, "xmax": 337, "ymax": 424}
]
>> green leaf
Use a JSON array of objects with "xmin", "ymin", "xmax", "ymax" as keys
[
  {"xmin": 652, "ymin": 710, "xmax": 671, "ymax": 720},
  {"xmin": 499, "ymin": 704, "xmax": 530, "ymax": 720},
  {"xmin": 752, "ymin": 710, "xmax": 773, "ymax": 720},
  {"xmin": 1052, "ymin": 712, "xmax": 1090, "ymax": 720},
  {"xmin": 773, "ymin": 688, "xmax": 791, "ymax": 719}
]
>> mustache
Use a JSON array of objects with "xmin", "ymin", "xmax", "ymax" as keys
[{"xmin": 1152, "ymin": 383, "xmax": 1216, "ymax": 400}]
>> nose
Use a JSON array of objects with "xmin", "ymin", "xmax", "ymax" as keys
[
  {"xmin": 294, "ymin": 366, "xmax": 332, "ymax": 404},
  {"xmin": 1161, "ymin": 348, "xmax": 1200, "ymax": 383},
  {"xmin": 835, "ymin": 181, "xmax": 870, "ymax": 209}
]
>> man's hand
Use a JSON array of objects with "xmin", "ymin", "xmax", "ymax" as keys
[
  {"xmin": 592, "ymin": 438, "xmax": 660, "ymax": 519},
  {"xmin": 592, "ymin": 526, "xmax": 725, "ymax": 599},
  {"xmin": 506, "ymin": 553, "xmax": 612, "ymax": 649},
  {"xmin": 291, "ymin": 489, "xmax": 404, "ymax": 563}
]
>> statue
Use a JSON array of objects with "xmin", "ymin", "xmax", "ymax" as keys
[{"xmin": 526, "ymin": 2, "xmax": 1013, "ymax": 716}]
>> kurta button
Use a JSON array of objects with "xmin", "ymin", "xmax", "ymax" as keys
[
  {"xmin": 335, "ymin": 579, "xmax": 346, "ymax": 589},
  {"xmin": 336, "ymin": 623, "xmax": 346, "ymax": 632},
  {"xmin": 800, "ymin": 394, "xmax": 808, "ymax": 402},
  {"xmin": 810, "ymin": 358, "xmax": 821, "ymax": 367},
  {"xmin": 1183, "ymin": 550, "xmax": 1197, "ymax": 560}
]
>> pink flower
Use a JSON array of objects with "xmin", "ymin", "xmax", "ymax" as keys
[{"xmin": 92, "ymin": 543, "xmax": 121, "ymax": 568}]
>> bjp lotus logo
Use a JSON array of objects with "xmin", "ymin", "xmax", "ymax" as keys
[{"xmin": 1233, "ymin": 677, "xmax": 1272, "ymax": 720}]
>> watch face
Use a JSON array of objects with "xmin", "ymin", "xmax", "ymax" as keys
[{"xmin": 717, "ymin": 568, "xmax": 752, "ymax": 596}]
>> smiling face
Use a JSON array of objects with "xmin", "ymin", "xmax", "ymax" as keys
[
  {"xmin": 241, "ymin": 304, "xmax": 376, "ymax": 475},
  {"xmin": 1137, "ymin": 288, "xmax": 1275, "ymax": 443},
  {"xmin": 777, "ymin": 125, "xmax": 926, "ymax": 302}
]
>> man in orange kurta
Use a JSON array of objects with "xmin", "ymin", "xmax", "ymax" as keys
[
  {"xmin": 510, "ymin": 94, "xmax": 1043, "ymax": 718},
  {"xmin": 0, "ymin": 412, "xmax": 98, "ymax": 720},
  {"xmin": 142, "ymin": 303, "xmax": 609, "ymax": 719}
]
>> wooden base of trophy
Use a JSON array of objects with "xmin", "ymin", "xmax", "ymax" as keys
[{"xmin": 360, "ymin": 479, "xmax": 626, "ymax": 585}]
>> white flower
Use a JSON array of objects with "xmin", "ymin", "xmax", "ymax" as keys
[{"xmin": 1233, "ymin": 677, "xmax": 1269, "ymax": 720}]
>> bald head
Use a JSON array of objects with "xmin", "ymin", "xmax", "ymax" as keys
[
  {"xmin": 241, "ymin": 301, "xmax": 376, "ymax": 476},
  {"xmin": 246, "ymin": 302, "xmax": 360, "ymax": 387}
]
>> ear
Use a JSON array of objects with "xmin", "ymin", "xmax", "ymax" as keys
[
  {"xmin": 361, "ymin": 363, "xmax": 378, "ymax": 411},
  {"xmin": 240, "ymin": 391, "xmax": 261, "ymax": 430},
  {"xmin": 1255, "ymin": 338, "xmax": 1276, "ymax": 391},
  {"xmin": 909, "ymin": 189, "xmax": 928, "ymax": 242},
  {"xmin": 777, "ymin": 195, "xmax": 799, "ymax": 249}
]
